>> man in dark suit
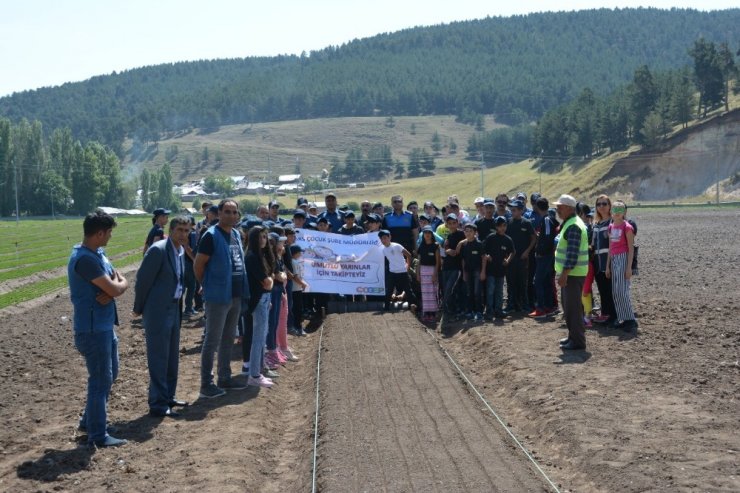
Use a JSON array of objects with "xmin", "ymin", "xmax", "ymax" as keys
[{"xmin": 134, "ymin": 216, "xmax": 191, "ymax": 417}]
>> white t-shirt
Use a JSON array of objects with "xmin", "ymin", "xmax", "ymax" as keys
[
  {"xmin": 383, "ymin": 242, "xmax": 407, "ymax": 273},
  {"xmin": 291, "ymin": 258, "xmax": 304, "ymax": 291}
]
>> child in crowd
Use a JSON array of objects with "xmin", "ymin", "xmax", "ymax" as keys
[
  {"xmin": 265, "ymin": 232, "xmax": 289, "ymax": 369},
  {"xmin": 442, "ymin": 213, "xmax": 466, "ymax": 320},
  {"xmin": 606, "ymin": 201, "xmax": 638, "ymax": 331},
  {"xmin": 416, "ymin": 226, "xmax": 441, "ymax": 322},
  {"xmin": 458, "ymin": 223, "xmax": 484, "ymax": 321},
  {"xmin": 378, "ymin": 230, "xmax": 417, "ymax": 312},
  {"xmin": 482, "ymin": 217, "xmax": 514, "ymax": 319},
  {"xmin": 290, "ymin": 244, "xmax": 308, "ymax": 336},
  {"xmin": 276, "ymin": 232, "xmax": 298, "ymax": 362},
  {"xmin": 530, "ymin": 197, "xmax": 558, "ymax": 318},
  {"xmin": 578, "ymin": 203, "xmax": 595, "ymax": 327},
  {"xmin": 243, "ymin": 226, "xmax": 274, "ymax": 388}
]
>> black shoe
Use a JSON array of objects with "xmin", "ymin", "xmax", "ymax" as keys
[
  {"xmin": 494, "ymin": 311, "xmax": 508, "ymax": 319},
  {"xmin": 560, "ymin": 341, "xmax": 586, "ymax": 351},
  {"xmin": 168, "ymin": 399, "xmax": 189, "ymax": 408},
  {"xmin": 149, "ymin": 408, "xmax": 181, "ymax": 418},
  {"xmin": 218, "ymin": 375, "xmax": 248, "ymax": 390},
  {"xmin": 559, "ymin": 337, "xmax": 570, "ymax": 346}
]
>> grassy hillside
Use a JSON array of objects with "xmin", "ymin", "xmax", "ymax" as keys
[{"xmin": 123, "ymin": 115, "xmax": 503, "ymax": 182}]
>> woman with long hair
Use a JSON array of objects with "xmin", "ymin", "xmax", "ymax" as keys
[
  {"xmin": 592, "ymin": 194, "xmax": 616, "ymax": 325},
  {"xmin": 606, "ymin": 201, "xmax": 638, "ymax": 331},
  {"xmin": 244, "ymin": 226, "xmax": 275, "ymax": 388}
]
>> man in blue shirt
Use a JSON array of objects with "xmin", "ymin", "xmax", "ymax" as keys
[
  {"xmin": 382, "ymin": 195, "xmax": 419, "ymax": 254},
  {"xmin": 68, "ymin": 210, "xmax": 129, "ymax": 448},
  {"xmin": 318, "ymin": 193, "xmax": 345, "ymax": 233}
]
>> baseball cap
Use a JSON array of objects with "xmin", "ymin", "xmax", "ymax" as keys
[
  {"xmin": 317, "ymin": 217, "xmax": 329, "ymax": 224},
  {"xmin": 516, "ymin": 192, "xmax": 527, "ymax": 201},
  {"xmin": 464, "ymin": 223, "xmax": 477, "ymax": 230},
  {"xmin": 344, "ymin": 210, "xmax": 355, "ymax": 218},
  {"xmin": 377, "ymin": 229, "xmax": 391, "ymax": 238},
  {"xmin": 509, "ymin": 200, "xmax": 525, "ymax": 209},
  {"xmin": 153, "ymin": 208, "xmax": 171, "ymax": 217},
  {"xmin": 421, "ymin": 225, "xmax": 433, "ymax": 233},
  {"xmin": 268, "ymin": 232, "xmax": 287, "ymax": 242},
  {"xmin": 293, "ymin": 209, "xmax": 307, "ymax": 218},
  {"xmin": 445, "ymin": 213, "xmax": 458, "ymax": 221},
  {"xmin": 207, "ymin": 205, "xmax": 219, "ymax": 215},
  {"xmin": 553, "ymin": 194, "xmax": 577, "ymax": 208},
  {"xmin": 483, "ymin": 199, "xmax": 495, "ymax": 206},
  {"xmin": 289, "ymin": 244, "xmax": 303, "ymax": 255},
  {"xmin": 474, "ymin": 196, "xmax": 485, "ymax": 204},
  {"xmin": 365, "ymin": 213, "xmax": 380, "ymax": 223},
  {"xmin": 325, "ymin": 192, "xmax": 336, "ymax": 199},
  {"xmin": 494, "ymin": 216, "xmax": 508, "ymax": 226},
  {"xmin": 296, "ymin": 197, "xmax": 308, "ymax": 207}
]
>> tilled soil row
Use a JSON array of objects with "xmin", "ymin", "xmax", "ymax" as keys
[{"xmin": 316, "ymin": 311, "xmax": 548, "ymax": 492}]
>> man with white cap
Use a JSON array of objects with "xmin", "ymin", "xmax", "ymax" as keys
[{"xmin": 553, "ymin": 194, "xmax": 589, "ymax": 351}]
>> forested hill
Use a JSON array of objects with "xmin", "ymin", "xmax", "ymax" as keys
[{"xmin": 1, "ymin": 7, "xmax": 739, "ymax": 152}]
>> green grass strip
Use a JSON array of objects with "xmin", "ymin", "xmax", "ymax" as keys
[{"xmin": 0, "ymin": 252, "xmax": 142, "ymax": 310}]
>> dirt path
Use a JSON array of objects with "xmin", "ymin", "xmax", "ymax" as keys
[{"xmin": 316, "ymin": 311, "xmax": 549, "ymax": 492}]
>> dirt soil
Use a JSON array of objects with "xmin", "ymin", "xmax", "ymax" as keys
[
  {"xmin": 316, "ymin": 311, "xmax": 548, "ymax": 492},
  {"xmin": 0, "ymin": 208, "xmax": 737, "ymax": 492}
]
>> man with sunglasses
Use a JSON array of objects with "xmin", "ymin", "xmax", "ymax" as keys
[
  {"xmin": 495, "ymin": 193, "xmax": 512, "ymax": 221},
  {"xmin": 194, "ymin": 199, "xmax": 250, "ymax": 398},
  {"xmin": 268, "ymin": 200, "xmax": 287, "ymax": 225}
]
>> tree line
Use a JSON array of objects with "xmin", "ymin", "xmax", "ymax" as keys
[
  {"xmin": 465, "ymin": 39, "xmax": 738, "ymax": 165},
  {"xmin": 1, "ymin": 8, "xmax": 738, "ymax": 152}
]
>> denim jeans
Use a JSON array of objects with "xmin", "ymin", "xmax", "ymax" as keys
[
  {"xmin": 249, "ymin": 292, "xmax": 271, "ymax": 378},
  {"xmin": 201, "ymin": 297, "xmax": 240, "ymax": 387},
  {"xmin": 75, "ymin": 329, "xmax": 119, "ymax": 444},
  {"xmin": 267, "ymin": 284, "xmax": 284, "ymax": 351},
  {"xmin": 485, "ymin": 276, "xmax": 505, "ymax": 315},
  {"xmin": 442, "ymin": 269, "xmax": 461, "ymax": 314},
  {"xmin": 534, "ymin": 255, "xmax": 555, "ymax": 310}
]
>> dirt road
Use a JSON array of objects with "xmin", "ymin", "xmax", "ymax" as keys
[{"xmin": 316, "ymin": 311, "xmax": 549, "ymax": 492}]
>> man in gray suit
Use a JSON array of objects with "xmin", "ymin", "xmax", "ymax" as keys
[{"xmin": 134, "ymin": 216, "xmax": 191, "ymax": 417}]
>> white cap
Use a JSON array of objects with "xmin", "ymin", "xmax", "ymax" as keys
[
  {"xmin": 553, "ymin": 194, "xmax": 577, "ymax": 208},
  {"xmin": 474, "ymin": 196, "xmax": 485, "ymax": 204}
]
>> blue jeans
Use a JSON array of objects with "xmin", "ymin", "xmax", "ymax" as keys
[
  {"xmin": 534, "ymin": 255, "xmax": 555, "ymax": 310},
  {"xmin": 201, "ymin": 297, "xmax": 240, "ymax": 387},
  {"xmin": 486, "ymin": 276, "xmax": 505, "ymax": 316},
  {"xmin": 75, "ymin": 329, "xmax": 119, "ymax": 444},
  {"xmin": 267, "ymin": 284, "xmax": 284, "ymax": 351},
  {"xmin": 249, "ymin": 292, "xmax": 271, "ymax": 378}
]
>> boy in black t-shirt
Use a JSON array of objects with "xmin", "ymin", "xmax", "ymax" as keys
[
  {"xmin": 505, "ymin": 200, "xmax": 536, "ymax": 312},
  {"xmin": 482, "ymin": 217, "xmax": 515, "ymax": 319},
  {"xmin": 458, "ymin": 223, "xmax": 484, "ymax": 320},
  {"xmin": 441, "ymin": 214, "xmax": 466, "ymax": 319}
]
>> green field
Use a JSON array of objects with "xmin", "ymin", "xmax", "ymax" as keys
[{"xmin": 0, "ymin": 216, "xmax": 150, "ymax": 309}]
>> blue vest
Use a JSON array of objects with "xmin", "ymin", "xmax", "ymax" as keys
[
  {"xmin": 202, "ymin": 225, "xmax": 250, "ymax": 304},
  {"xmin": 67, "ymin": 245, "xmax": 118, "ymax": 333}
]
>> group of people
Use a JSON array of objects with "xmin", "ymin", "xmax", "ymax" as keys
[{"xmin": 67, "ymin": 189, "xmax": 637, "ymax": 448}]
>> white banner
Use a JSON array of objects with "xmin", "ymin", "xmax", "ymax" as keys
[{"xmin": 294, "ymin": 230, "xmax": 385, "ymax": 296}]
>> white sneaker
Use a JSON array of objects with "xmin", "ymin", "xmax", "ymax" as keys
[
  {"xmin": 281, "ymin": 348, "xmax": 299, "ymax": 362},
  {"xmin": 248, "ymin": 375, "xmax": 273, "ymax": 388}
]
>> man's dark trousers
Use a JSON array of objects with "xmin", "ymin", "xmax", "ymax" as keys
[
  {"xmin": 561, "ymin": 276, "xmax": 586, "ymax": 348},
  {"xmin": 144, "ymin": 301, "xmax": 181, "ymax": 414}
]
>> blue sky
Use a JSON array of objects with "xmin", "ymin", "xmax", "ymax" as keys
[{"xmin": 0, "ymin": 0, "xmax": 737, "ymax": 96}]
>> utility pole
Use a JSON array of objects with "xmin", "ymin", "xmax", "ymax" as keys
[
  {"xmin": 715, "ymin": 126, "xmax": 720, "ymax": 206},
  {"xmin": 480, "ymin": 151, "xmax": 484, "ymax": 197},
  {"xmin": 13, "ymin": 158, "xmax": 19, "ymax": 225}
]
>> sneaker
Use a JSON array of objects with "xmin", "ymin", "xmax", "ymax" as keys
[
  {"xmin": 584, "ymin": 317, "xmax": 593, "ymax": 328},
  {"xmin": 248, "ymin": 375, "xmax": 274, "ymax": 388},
  {"xmin": 265, "ymin": 352, "xmax": 281, "ymax": 367},
  {"xmin": 199, "ymin": 383, "xmax": 226, "ymax": 399},
  {"xmin": 528, "ymin": 309, "xmax": 546, "ymax": 318},
  {"xmin": 593, "ymin": 314, "xmax": 610, "ymax": 323},
  {"xmin": 91, "ymin": 435, "xmax": 127, "ymax": 448},
  {"xmin": 281, "ymin": 348, "xmax": 299, "ymax": 362},
  {"xmin": 263, "ymin": 368, "xmax": 280, "ymax": 378},
  {"xmin": 274, "ymin": 350, "xmax": 288, "ymax": 365},
  {"xmin": 218, "ymin": 375, "xmax": 248, "ymax": 390}
]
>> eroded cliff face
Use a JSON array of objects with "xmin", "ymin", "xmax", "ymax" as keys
[{"xmin": 603, "ymin": 109, "xmax": 740, "ymax": 201}]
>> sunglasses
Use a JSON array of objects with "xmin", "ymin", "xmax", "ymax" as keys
[{"xmin": 596, "ymin": 202, "xmax": 609, "ymax": 207}]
